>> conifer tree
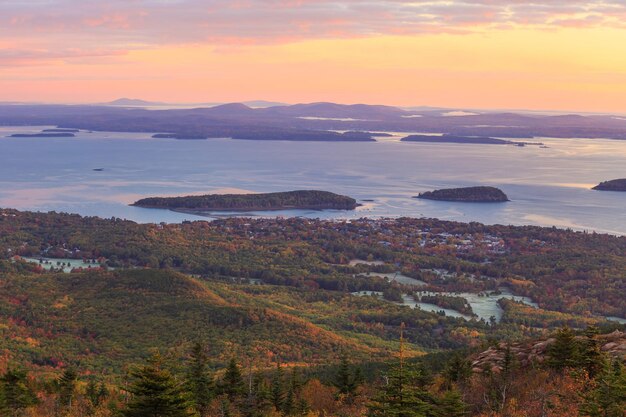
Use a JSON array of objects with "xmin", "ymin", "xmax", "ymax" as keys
[
  {"xmin": 333, "ymin": 354, "xmax": 363, "ymax": 398},
  {"xmin": 241, "ymin": 372, "xmax": 272, "ymax": 417},
  {"xmin": 368, "ymin": 323, "xmax": 435, "ymax": 417},
  {"xmin": 441, "ymin": 354, "xmax": 471, "ymax": 390},
  {"xmin": 270, "ymin": 363, "xmax": 285, "ymax": 412},
  {"xmin": 368, "ymin": 361, "xmax": 435, "ymax": 417},
  {"xmin": 580, "ymin": 360, "xmax": 626, "ymax": 417},
  {"xmin": 122, "ymin": 353, "xmax": 193, "ymax": 417},
  {"xmin": 57, "ymin": 367, "xmax": 78, "ymax": 409},
  {"xmin": 546, "ymin": 327, "xmax": 580, "ymax": 371},
  {"xmin": 436, "ymin": 389, "xmax": 467, "ymax": 417},
  {"xmin": 580, "ymin": 326, "xmax": 604, "ymax": 378},
  {"xmin": 0, "ymin": 368, "xmax": 37, "ymax": 417},
  {"xmin": 220, "ymin": 358, "xmax": 244, "ymax": 401},
  {"xmin": 186, "ymin": 342, "xmax": 214, "ymax": 415}
]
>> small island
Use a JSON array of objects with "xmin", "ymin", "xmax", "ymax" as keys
[
  {"xmin": 152, "ymin": 133, "xmax": 208, "ymax": 140},
  {"xmin": 415, "ymin": 186, "xmax": 509, "ymax": 202},
  {"xmin": 592, "ymin": 179, "xmax": 626, "ymax": 192},
  {"xmin": 132, "ymin": 190, "xmax": 360, "ymax": 212},
  {"xmin": 42, "ymin": 128, "xmax": 80, "ymax": 133},
  {"xmin": 9, "ymin": 133, "xmax": 76, "ymax": 138},
  {"xmin": 401, "ymin": 134, "xmax": 542, "ymax": 146}
]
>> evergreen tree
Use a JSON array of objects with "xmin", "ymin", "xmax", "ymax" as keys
[
  {"xmin": 270, "ymin": 363, "xmax": 285, "ymax": 412},
  {"xmin": 580, "ymin": 326, "xmax": 604, "ymax": 378},
  {"xmin": 282, "ymin": 385, "xmax": 296, "ymax": 416},
  {"xmin": 86, "ymin": 379, "xmax": 99, "ymax": 406},
  {"xmin": 57, "ymin": 367, "xmax": 78, "ymax": 409},
  {"xmin": 441, "ymin": 354, "xmax": 471, "ymax": 390},
  {"xmin": 241, "ymin": 372, "xmax": 272, "ymax": 417},
  {"xmin": 186, "ymin": 342, "xmax": 214, "ymax": 415},
  {"xmin": 122, "ymin": 353, "xmax": 193, "ymax": 417},
  {"xmin": 220, "ymin": 358, "xmax": 244, "ymax": 401},
  {"xmin": 580, "ymin": 360, "xmax": 626, "ymax": 417},
  {"xmin": 296, "ymin": 398, "xmax": 310, "ymax": 416},
  {"xmin": 368, "ymin": 360, "xmax": 435, "ymax": 417},
  {"xmin": 0, "ymin": 368, "xmax": 37, "ymax": 417},
  {"xmin": 436, "ymin": 389, "xmax": 467, "ymax": 417},
  {"xmin": 97, "ymin": 382, "xmax": 109, "ymax": 404},
  {"xmin": 333, "ymin": 354, "xmax": 362, "ymax": 398},
  {"xmin": 546, "ymin": 327, "xmax": 580, "ymax": 371}
]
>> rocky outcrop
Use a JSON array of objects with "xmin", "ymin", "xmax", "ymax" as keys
[{"xmin": 471, "ymin": 330, "xmax": 626, "ymax": 373}]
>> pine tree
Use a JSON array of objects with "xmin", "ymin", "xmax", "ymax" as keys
[
  {"xmin": 333, "ymin": 354, "xmax": 363, "ymax": 398},
  {"xmin": 57, "ymin": 367, "xmax": 78, "ymax": 409},
  {"xmin": 220, "ymin": 358, "xmax": 244, "ymax": 401},
  {"xmin": 0, "ymin": 368, "xmax": 37, "ymax": 417},
  {"xmin": 546, "ymin": 327, "xmax": 580, "ymax": 371},
  {"xmin": 368, "ymin": 323, "xmax": 435, "ymax": 417},
  {"xmin": 580, "ymin": 359, "xmax": 626, "ymax": 417},
  {"xmin": 270, "ymin": 363, "xmax": 285, "ymax": 412},
  {"xmin": 282, "ymin": 385, "xmax": 296, "ymax": 416},
  {"xmin": 580, "ymin": 326, "xmax": 604, "ymax": 378},
  {"xmin": 368, "ymin": 361, "xmax": 435, "ymax": 417},
  {"xmin": 241, "ymin": 372, "xmax": 272, "ymax": 417},
  {"xmin": 186, "ymin": 342, "xmax": 214, "ymax": 415},
  {"xmin": 436, "ymin": 389, "xmax": 467, "ymax": 417},
  {"xmin": 122, "ymin": 353, "xmax": 193, "ymax": 417},
  {"xmin": 441, "ymin": 354, "xmax": 471, "ymax": 390}
]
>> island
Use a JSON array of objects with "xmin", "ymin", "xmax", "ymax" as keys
[
  {"xmin": 153, "ymin": 130, "xmax": 377, "ymax": 141},
  {"xmin": 152, "ymin": 133, "xmax": 208, "ymax": 140},
  {"xmin": 42, "ymin": 128, "xmax": 80, "ymax": 133},
  {"xmin": 131, "ymin": 190, "xmax": 360, "ymax": 212},
  {"xmin": 401, "ymin": 134, "xmax": 542, "ymax": 146},
  {"xmin": 592, "ymin": 178, "xmax": 626, "ymax": 191},
  {"xmin": 9, "ymin": 133, "xmax": 76, "ymax": 138},
  {"xmin": 415, "ymin": 186, "xmax": 509, "ymax": 202}
]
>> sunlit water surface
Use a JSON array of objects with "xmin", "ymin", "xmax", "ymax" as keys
[{"xmin": 1, "ymin": 126, "xmax": 625, "ymax": 234}]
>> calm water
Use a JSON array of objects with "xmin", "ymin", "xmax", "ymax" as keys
[{"xmin": 1, "ymin": 126, "xmax": 625, "ymax": 234}]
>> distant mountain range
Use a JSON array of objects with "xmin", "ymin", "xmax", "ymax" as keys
[
  {"xmin": 101, "ymin": 98, "xmax": 287, "ymax": 108},
  {"xmin": 2, "ymin": 100, "xmax": 626, "ymax": 141}
]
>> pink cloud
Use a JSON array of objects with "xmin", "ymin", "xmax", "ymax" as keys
[{"xmin": 1, "ymin": 1, "xmax": 625, "ymax": 64}]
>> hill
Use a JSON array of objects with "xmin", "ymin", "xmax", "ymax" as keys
[
  {"xmin": 0, "ymin": 269, "xmax": 394, "ymax": 373},
  {"xmin": 103, "ymin": 98, "xmax": 166, "ymax": 106}
]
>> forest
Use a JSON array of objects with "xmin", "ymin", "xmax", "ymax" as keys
[{"xmin": 0, "ymin": 208, "xmax": 624, "ymax": 416}]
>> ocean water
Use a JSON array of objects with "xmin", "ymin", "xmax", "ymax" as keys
[{"xmin": 1, "ymin": 126, "xmax": 625, "ymax": 234}]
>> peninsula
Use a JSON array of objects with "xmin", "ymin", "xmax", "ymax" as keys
[
  {"xmin": 592, "ymin": 178, "xmax": 626, "ymax": 191},
  {"xmin": 132, "ymin": 190, "xmax": 360, "ymax": 212},
  {"xmin": 416, "ymin": 186, "xmax": 509, "ymax": 202},
  {"xmin": 401, "ymin": 134, "xmax": 542, "ymax": 146}
]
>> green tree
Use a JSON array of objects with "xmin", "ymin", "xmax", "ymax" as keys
[
  {"xmin": 441, "ymin": 354, "xmax": 471, "ymax": 390},
  {"xmin": 122, "ymin": 353, "xmax": 193, "ymax": 417},
  {"xmin": 580, "ymin": 360, "xmax": 626, "ymax": 417},
  {"xmin": 0, "ymin": 368, "xmax": 37, "ymax": 417},
  {"xmin": 85, "ymin": 378, "xmax": 108, "ymax": 408},
  {"xmin": 436, "ymin": 389, "xmax": 467, "ymax": 417},
  {"xmin": 220, "ymin": 358, "xmax": 244, "ymax": 401},
  {"xmin": 333, "ymin": 355, "xmax": 362, "ymax": 398},
  {"xmin": 186, "ymin": 342, "xmax": 214, "ymax": 415},
  {"xmin": 270, "ymin": 363, "xmax": 285, "ymax": 412},
  {"xmin": 241, "ymin": 372, "xmax": 272, "ymax": 417},
  {"xmin": 57, "ymin": 367, "xmax": 78, "ymax": 409},
  {"xmin": 368, "ymin": 360, "xmax": 435, "ymax": 417},
  {"xmin": 580, "ymin": 326, "xmax": 604, "ymax": 378},
  {"xmin": 546, "ymin": 327, "xmax": 580, "ymax": 371}
]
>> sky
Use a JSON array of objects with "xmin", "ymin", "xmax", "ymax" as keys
[{"xmin": 2, "ymin": 0, "xmax": 626, "ymax": 112}]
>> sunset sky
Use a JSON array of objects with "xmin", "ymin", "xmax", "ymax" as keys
[{"xmin": 2, "ymin": 1, "xmax": 626, "ymax": 112}]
